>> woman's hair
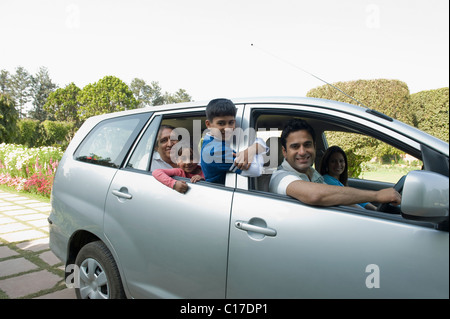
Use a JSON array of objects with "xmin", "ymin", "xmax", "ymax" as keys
[{"xmin": 319, "ymin": 145, "xmax": 349, "ymax": 185}]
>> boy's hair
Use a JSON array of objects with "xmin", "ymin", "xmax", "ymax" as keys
[
  {"xmin": 280, "ymin": 118, "xmax": 316, "ymax": 149},
  {"xmin": 205, "ymin": 98, "xmax": 237, "ymax": 121}
]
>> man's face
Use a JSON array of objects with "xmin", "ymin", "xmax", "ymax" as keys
[
  {"xmin": 205, "ymin": 116, "xmax": 236, "ymax": 141},
  {"xmin": 282, "ymin": 129, "xmax": 316, "ymax": 174},
  {"xmin": 156, "ymin": 128, "xmax": 178, "ymax": 163}
]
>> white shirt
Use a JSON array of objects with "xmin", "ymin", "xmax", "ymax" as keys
[
  {"xmin": 150, "ymin": 151, "xmax": 175, "ymax": 171},
  {"xmin": 269, "ymin": 159, "xmax": 325, "ymax": 195}
]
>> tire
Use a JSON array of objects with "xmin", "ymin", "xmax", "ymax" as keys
[{"xmin": 74, "ymin": 241, "xmax": 126, "ymax": 299}]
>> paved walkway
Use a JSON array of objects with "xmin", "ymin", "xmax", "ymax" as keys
[{"xmin": 0, "ymin": 190, "xmax": 76, "ymax": 299}]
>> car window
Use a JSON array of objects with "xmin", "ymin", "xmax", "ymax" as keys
[
  {"xmin": 158, "ymin": 114, "xmax": 207, "ymax": 165},
  {"xmin": 126, "ymin": 113, "xmax": 208, "ymax": 173},
  {"xmin": 323, "ymin": 131, "xmax": 422, "ymax": 183},
  {"xmin": 248, "ymin": 111, "xmax": 423, "ymax": 194},
  {"xmin": 126, "ymin": 115, "xmax": 162, "ymax": 171},
  {"xmin": 74, "ymin": 115, "xmax": 147, "ymax": 168}
]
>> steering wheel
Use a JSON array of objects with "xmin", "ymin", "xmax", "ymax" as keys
[{"xmin": 377, "ymin": 175, "xmax": 406, "ymax": 213}]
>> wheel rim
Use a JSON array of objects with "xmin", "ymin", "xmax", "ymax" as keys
[{"xmin": 79, "ymin": 258, "xmax": 110, "ymax": 299}]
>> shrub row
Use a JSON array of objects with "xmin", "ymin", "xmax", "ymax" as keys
[
  {"xmin": 307, "ymin": 80, "xmax": 448, "ymax": 177},
  {"xmin": 15, "ymin": 119, "xmax": 75, "ymax": 149}
]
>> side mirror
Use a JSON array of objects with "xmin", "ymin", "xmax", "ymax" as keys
[{"xmin": 401, "ymin": 170, "xmax": 449, "ymax": 226}]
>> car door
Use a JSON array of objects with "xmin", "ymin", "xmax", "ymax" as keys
[
  {"xmin": 227, "ymin": 189, "xmax": 448, "ymax": 298},
  {"xmin": 103, "ymin": 113, "xmax": 234, "ymax": 298},
  {"xmin": 226, "ymin": 104, "xmax": 449, "ymax": 298}
]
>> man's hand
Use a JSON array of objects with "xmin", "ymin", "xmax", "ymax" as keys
[{"xmin": 376, "ymin": 188, "xmax": 402, "ymax": 206}]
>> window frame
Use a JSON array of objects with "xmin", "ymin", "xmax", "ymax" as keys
[
  {"xmin": 121, "ymin": 107, "xmax": 242, "ymax": 190},
  {"xmin": 240, "ymin": 105, "xmax": 423, "ymax": 193}
]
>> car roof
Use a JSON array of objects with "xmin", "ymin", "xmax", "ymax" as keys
[{"xmin": 88, "ymin": 96, "xmax": 449, "ymax": 156}]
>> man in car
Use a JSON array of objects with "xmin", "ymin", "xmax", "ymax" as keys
[
  {"xmin": 151, "ymin": 125, "xmax": 180, "ymax": 170},
  {"xmin": 269, "ymin": 118, "xmax": 402, "ymax": 207}
]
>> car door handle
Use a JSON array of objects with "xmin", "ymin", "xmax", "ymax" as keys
[
  {"xmin": 235, "ymin": 220, "xmax": 277, "ymax": 237},
  {"xmin": 112, "ymin": 189, "xmax": 133, "ymax": 200}
]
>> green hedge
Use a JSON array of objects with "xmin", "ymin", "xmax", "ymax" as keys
[
  {"xmin": 307, "ymin": 80, "xmax": 410, "ymax": 169},
  {"xmin": 307, "ymin": 79, "xmax": 412, "ymax": 123},
  {"xmin": 16, "ymin": 119, "xmax": 74, "ymax": 149},
  {"xmin": 306, "ymin": 79, "xmax": 449, "ymax": 177},
  {"xmin": 409, "ymin": 88, "xmax": 449, "ymax": 143}
]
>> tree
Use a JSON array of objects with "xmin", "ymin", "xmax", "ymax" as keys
[
  {"xmin": 0, "ymin": 93, "xmax": 18, "ymax": 143},
  {"xmin": 29, "ymin": 66, "xmax": 57, "ymax": 121},
  {"xmin": 130, "ymin": 78, "xmax": 192, "ymax": 107},
  {"xmin": 44, "ymin": 82, "xmax": 81, "ymax": 125},
  {"xmin": 77, "ymin": 76, "xmax": 138, "ymax": 121},
  {"xmin": 130, "ymin": 78, "xmax": 170, "ymax": 107},
  {"xmin": 163, "ymin": 88, "xmax": 192, "ymax": 104},
  {"xmin": 0, "ymin": 70, "xmax": 11, "ymax": 95},
  {"xmin": 10, "ymin": 66, "xmax": 32, "ymax": 118},
  {"xmin": 151, "ymin": 81, "xmax": 165, "ymax": 106},
  {"xmin": 130, "ymin": 78, "xmax": 152, "ymax": 107}
]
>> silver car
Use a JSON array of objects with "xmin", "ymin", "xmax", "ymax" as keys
[{"xmin": 49, "ymin": 97, "xmax": 449, "ymax": 299}]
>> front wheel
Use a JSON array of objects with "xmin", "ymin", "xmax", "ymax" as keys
[{"xmin": 75, "ymin": 241, "xmax": 126, "ymax": 299}]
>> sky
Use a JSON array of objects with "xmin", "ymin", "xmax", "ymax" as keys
[{"xmin": 0, "ymin": 0, "xmax": 448, "ymax": 102}]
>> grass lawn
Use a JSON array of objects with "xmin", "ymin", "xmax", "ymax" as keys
[{"xmin": 359, "ymin": 162, "xmax": 422, "ymax": 183}]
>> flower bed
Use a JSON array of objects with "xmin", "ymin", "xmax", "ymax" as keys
[{"xmin": 0, "ymin": 143, "xmax": 63, "ymax": 197}]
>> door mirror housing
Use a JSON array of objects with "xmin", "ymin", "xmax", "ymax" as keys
[{"xmin": 401, "ymin": 170, "xmax": 449, "ymax": 227}]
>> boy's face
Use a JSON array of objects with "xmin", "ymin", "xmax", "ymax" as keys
[{"xmin": 205, "ymin": 116, "xmax": 236, "ymax": 141}]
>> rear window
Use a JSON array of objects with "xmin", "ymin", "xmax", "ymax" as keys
[{"xmin": 74, "ymin": 114, "xmax": 149, "ymax": 168}]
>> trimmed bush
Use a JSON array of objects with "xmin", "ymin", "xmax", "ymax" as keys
[
  {"xmin": 16, "ymin": 119, "xmax": 41, "ymax": 148},
  {"xmin": 409, "ymin": 88, "xmax": 449, "ymax": 142},
  {"xmin": 308, "ymin": 79, "xmax": 411, "ymax": 176}
]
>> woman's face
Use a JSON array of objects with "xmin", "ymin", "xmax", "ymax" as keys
[{"xmin": 328, "ymin": 152, "xmax": 346, "ymax": 179}]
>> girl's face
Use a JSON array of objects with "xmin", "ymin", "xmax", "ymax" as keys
[
  {"xmin": 177, "ymin": 149, "xmax": 198, "ymax": 173},
  {"xmin": 328, "ymin": 152, "xmax": 346, "ymax": 179}
]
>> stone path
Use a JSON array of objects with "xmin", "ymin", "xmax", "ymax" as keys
[{"xmin": 0, "ymin": 190, "xmax": 76, "ymax": 299}]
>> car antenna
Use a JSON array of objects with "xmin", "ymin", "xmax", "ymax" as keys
[{"xmin": 251, "ymin": 43, "xmax": 370, "ymax": 109}]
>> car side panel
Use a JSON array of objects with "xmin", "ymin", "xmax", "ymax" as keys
[
  {"xmin": 50, "ymin": 158, "xmax": 118, "ymax": 262},
  {"xmin": 104, "ymin": 171, "xmax": 233, "ymax": 298},
  {"xmin": 227, "ymin": 191, "xmax": 449, "ymax": 298}
]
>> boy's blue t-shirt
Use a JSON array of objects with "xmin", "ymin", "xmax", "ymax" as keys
[{"xmin": 200, "ymin": 134, "xmax": 242, "ymax": 184}]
